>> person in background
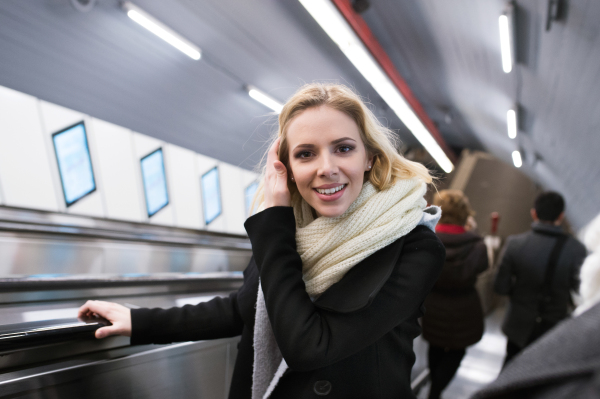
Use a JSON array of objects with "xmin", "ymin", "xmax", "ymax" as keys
[
  {"xmin": 471, "ymin": 213, "xmax": 600, "ymax": 399},
  {"xmin": 494, "ymin": 191, "xmax": 587, "ymax": 367},
  {"xmin": 422, "ymin": 190, "xmax": 489, "ymax": 399}
]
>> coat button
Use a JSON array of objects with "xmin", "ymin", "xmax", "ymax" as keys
[{"xmin": 313, "ymin": 380, "xmax": 332, "ymax": 396}]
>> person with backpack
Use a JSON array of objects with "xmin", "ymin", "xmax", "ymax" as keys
[{"xmin": 494, "ymin": 191, "xmax": 586, "ymax": 366}]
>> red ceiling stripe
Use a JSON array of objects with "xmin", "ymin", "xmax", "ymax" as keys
[{"xmin": 331, "ymin": 0, "xmax": 457, "ymax": 162}]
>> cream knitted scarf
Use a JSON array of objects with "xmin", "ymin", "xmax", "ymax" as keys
[{"xmin": 252, "ymin": 178, "xmax": 432, "ymax": 399}]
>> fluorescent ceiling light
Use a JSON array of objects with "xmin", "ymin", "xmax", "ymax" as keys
[
  {"xmin": 299, "ymin": 0, "xmax": 454, "ymax": 173},
  {"xmin": 507, "ymin": 109, "xmax": 517, "ymax": 139},
  {"xmin": 247, "ymin": 86, "xmax": 284, "ymax": 114},
  {"xmin": 499, "ymin": 14, "xmax": 513, "ymax": 73},
  {"xmin": 122, "ymin": 2, "xmax": 201, "ymax": 60},
  {"xmin": 512, "ymin": 150, "xmax": 522, "ymax": 168}
]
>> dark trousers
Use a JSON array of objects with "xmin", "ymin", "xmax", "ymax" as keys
[
  {"xmin": 503, "ymin": 340, "xmax": 522, "ymax": 368},
  {"xmin": 427, "ymin": 345, "xmax": 466, "ymax": 399}
]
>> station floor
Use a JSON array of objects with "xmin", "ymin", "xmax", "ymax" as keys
[{"xmin": 417, "ymin": 306, "xmax": 508, "ymax": 399}]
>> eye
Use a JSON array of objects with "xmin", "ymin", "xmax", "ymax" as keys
[
  {"xmin": 337, "ymin": 145, "xmax": 354, "ymax": 153},
  {"xmin": 295, "ymin": 151, "xmax": 313, "ymax": 159}
]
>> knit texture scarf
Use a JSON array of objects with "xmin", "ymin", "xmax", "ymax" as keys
[{"xmin": 252, "ymin": 178, "xmax": 437, "ymax": 399}]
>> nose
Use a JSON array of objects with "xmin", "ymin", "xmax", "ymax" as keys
[{"xmin": 317, "ymin": 153, "xmax": 339, "ymax": 179}]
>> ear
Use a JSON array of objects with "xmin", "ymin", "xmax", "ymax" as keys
[
  {"xmin": 531, "ymin": 208, "xmax": 538, "ymax": 221},
  {"xmin": 365, "ymin": 155, "xmax": 375, "ymax": 172},
  {"xmin": 555, "ymin": 211, "xmax": 566, "ymax": 226}
]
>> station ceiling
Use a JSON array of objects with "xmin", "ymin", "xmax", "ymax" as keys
[{"xmin": 0, "ymin": 0, "xmax": 599, "ymax": 229}]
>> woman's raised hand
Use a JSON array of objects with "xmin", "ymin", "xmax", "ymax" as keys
[
  {"xmin": 78, "ymin": 300, "xmax": 132, "ymax": 339},
  {"xmin": 264, "ymin": 137, "xmax": 291, "ymax": 208}
]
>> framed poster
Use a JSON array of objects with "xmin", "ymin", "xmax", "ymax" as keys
[
  {"xmin": 52, "ymin": 121, "xmax": 96, "ymax": 206},
  {"xmin": 140, "ymin": 148, "xmax": 169, "ymax": 217},
  {"xmin": 201, "ymin": 167, "xmax": 222, "ymax": 225}
]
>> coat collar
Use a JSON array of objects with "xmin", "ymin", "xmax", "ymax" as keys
[
  {"xmin": 313, "ymin": 236, "xmax": 405, "ymax": 313},
  {"xmin": 436, "ymin": 224, "xmax": 466, "ymax": 234},
  {"xmin": 531, "ymin": 221, "xmax": 564, "ymax": 236}
]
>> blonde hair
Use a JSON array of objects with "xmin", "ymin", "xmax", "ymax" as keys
[
  {"xmin": 252, "ymin": 83, "xmax": 433, "ymax": 212},
  {"xmin": 433, "ymin": 189, "xmax": 473, "ymax": 226}
]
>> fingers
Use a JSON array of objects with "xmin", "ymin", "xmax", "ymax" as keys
[
  {"xmin": 263, "ymin": 137, "xmax": 291, "ymax": 208},
  {"xmin": 94, "ymin": 317, "xmax": 132, "ymax": 338},
  {"xmin": 267, "ymin": 160, "xmax": 291, "ymax": 207},
  {"xmin": 266, "ymin": 137, "xmax": 281, "ymax": 170},
  {"xmin": 272, "ymin": 160, "xmax": 289, "ymax": 194},
  {"xmin": 273, "ymin": 160, "xmax": 287, "ymax": 177},
  {"xmin": 78, "ymin": 300, "xmax": 132, "ymax": 339},
  {"xmin": 77, "ymin": 300, "xmax": 97, "ymax": 318},
  {"xmin": 96, "ymin": 325, "xmax": 120, "ymax": 339},
  {"xmin": 271, "ymin": 137, "xmax": 281, "ymax": 157},
  {"xmin": 78, "ymin": 300, "xmax": 109, "ymax": 319}
]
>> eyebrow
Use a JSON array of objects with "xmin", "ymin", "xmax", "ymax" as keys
[
  {"xmin": 331, "ymin": 137, "xmax": 356, "ymax": 145},
  {"xmin": 292, "ymin": 137, "xmax": 356, "ymax": 151}
]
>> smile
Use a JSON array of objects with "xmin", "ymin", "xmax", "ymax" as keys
[{"xmin": 314, "ymin": 184, "xmax": 346, "ymax": 195}]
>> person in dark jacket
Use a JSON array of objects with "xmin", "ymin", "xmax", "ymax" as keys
[
  {"xmin": 471, "ymin": 213, "xmax": 600, "ymax": 399},
  {"xmin": 78, "ymin": 83, "xmax": 445, "ymax": 399},
  {"xmin": 494, "ymin": 191, "xmax": 587, "ymax": 366},
  {"xmin": 421, "ymin": 189, "xmax": 489, "ymax": 399}
]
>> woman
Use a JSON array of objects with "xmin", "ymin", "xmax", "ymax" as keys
[
  {"xmin": 78, "ymin": 83, "xmax": 445, "ymax": 399},
  {"xmin": 421, "ymin": 190, "xmax": 489, "ymax": 399}
]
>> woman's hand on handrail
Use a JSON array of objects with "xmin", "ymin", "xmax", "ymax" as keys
[
  {"xmin": 264, "ymin": 137, "xmax": 291, "ymax": 209},
  {"xmin": 78, "ymin": 300, "xmax": 132, "ymax": 339}
]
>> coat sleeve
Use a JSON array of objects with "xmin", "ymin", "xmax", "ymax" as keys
[
  {"xmin": 494, "ymin": 237, "xmax": 515, "ymax": 295},
  {"xmin": 130, "ymin": 292, "xmax": 244, "ymax": 345},
  {"xmin": 245, "ymin": 207, "xmax": 445, "ymax": 372},
  {"xmin": 129, "ymin": 265, "xmax": 252, "ymax": 345}
]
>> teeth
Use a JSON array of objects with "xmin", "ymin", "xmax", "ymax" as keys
[{"xmin": 316, "ymin": 185, "xmax": 345, "ymax": 195}]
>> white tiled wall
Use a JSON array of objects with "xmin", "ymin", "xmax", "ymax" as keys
[
  {"xmin": 0, "ymin": 87, "xmax": 59, "ymax": 211},
  {"xmin": 220, "ymin": 163, "xmax": 247, "ymax": 234},
  {"xmin": 0, "ymin": 85, "xmax": 259, "ymax": 235},
  {"xmin": 90, "ymin": 118, "xmax": 144, "ymax": 223},
  {"xmin": 164, "ymin": 144, "xmax": 202, "ymax": 230}
]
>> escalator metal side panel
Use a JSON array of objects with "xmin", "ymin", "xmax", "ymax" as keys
[{"xmin": 0, "ymin": 337, "xmax": 240, "ymax": 399}]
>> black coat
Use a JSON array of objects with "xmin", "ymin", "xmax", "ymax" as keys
[
  {"xmin": 471, "ymin": 301, "xmax": 600, "ymax": 399},
  {"xmin": 421, "ymin": 230, "xmax": 489, "ymax": 349},
  {"xmin": 130, "ymin": 207, "xmax": 445, "ymax": 399},
  {"xmin": 494, "ymin": 222, "xmax": 587, "ymax": 347}
]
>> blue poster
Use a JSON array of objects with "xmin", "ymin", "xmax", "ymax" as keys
[
  {"xmin": 52, "ymin": 122, "xmax": 96, "ymax": 206},
  {"xmin": 141, "ymin": 149, "xmax": 169, "ymax": 217},
  {"xmin": 202, "ymin": 167, "xmax": 222, "ymax": 225}
]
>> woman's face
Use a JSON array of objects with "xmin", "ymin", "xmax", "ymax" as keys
[{"xmin": 286, "ymin": 105, "xmax": 372, "ymax": 218}]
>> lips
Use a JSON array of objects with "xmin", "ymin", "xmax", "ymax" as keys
[
  {"xmin": 313, "ymin": 184, "xmax": 347, "ymax": 202},
  {"xmin": 314, "ymin": 184, "xmax": 346, "ymax": 195}
]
